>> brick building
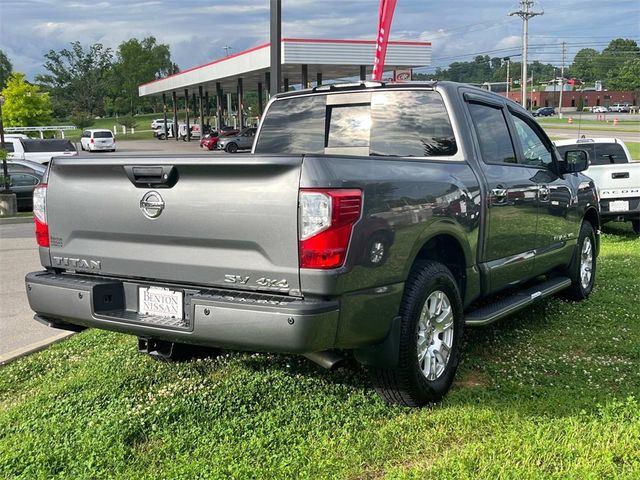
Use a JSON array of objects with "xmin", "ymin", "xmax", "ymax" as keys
[{"xmin": 501, "ymin": 90, "xmax": 637, "ymax": 111}]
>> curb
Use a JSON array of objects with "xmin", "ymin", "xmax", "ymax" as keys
[
  {"xmin": 0, "ymin": 331, "xmax": 75, "ymax": 366},
  {"xmin": 0, "ymin": 216, "xmax": 33, "ymax": 225}
]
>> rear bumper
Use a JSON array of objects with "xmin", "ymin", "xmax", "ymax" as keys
[
  {"xmin": 600, "ymin": 197, "xmax": 640, "ymax": 221},
  {"xmin": 25, "ymin": 271, "xmax": 339, "ymax": 354}
]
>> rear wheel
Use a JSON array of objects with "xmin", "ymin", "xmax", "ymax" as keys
[
  {"xmin": 562, "ymin": 221, "xmax": 596, "ymax": 300},
  {"xmin": 369, "ymin": 260, "xmax": 464, "ymax": 407},
  {"xmin": 226, "ymin": 142, "xmax": 238, "ymax": 153}
]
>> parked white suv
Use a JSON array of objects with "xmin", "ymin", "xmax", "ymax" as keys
[{"xmin": 80, "ymin": 129, "xmax": 116, "ymax": 152}]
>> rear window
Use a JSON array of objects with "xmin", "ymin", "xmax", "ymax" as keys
[
  {"xmin": 255, "ymin": 90, "xmax": 457, "ymax": 157},
  {"xmin": 93, "ymin": 131, "xmax": 113, "ymax": 138},
  {"xmin": 22, "ymin": 139, "xmax": 76, "ymax": 153},
  {"xmin": 556, "ymin": 143, "xmax": 628, "ymax": 165}
]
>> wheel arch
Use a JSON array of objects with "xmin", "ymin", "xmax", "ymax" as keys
[
  {"xmin": 583, "ymin": 206, "xmax": 600, "ymax": 256},
  {"xmin": 405, "ymin": 224, "xmax": 472, "ymax": 302}
]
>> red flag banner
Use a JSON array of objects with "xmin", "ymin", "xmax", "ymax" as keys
[{"xmin": 372, "ymin": 0, "xmax": 398, "ymax": 81}]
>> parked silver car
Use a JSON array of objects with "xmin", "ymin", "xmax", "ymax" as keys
[{"xmin": 216, "ymin": 127, "xmax": 257, "ymax": 153}]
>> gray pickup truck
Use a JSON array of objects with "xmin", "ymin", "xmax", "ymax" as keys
[{"xmin": 26, "ymin": 82, "xmax": 600, "ymax": 407}]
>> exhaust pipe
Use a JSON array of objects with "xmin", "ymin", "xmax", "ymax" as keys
[{"xmin": 303, "ymin": 350, "xmax": 345, "ymax": 370}]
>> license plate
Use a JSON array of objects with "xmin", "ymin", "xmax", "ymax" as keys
[
  {"xmin": 138, "ymin": 286, "xmax": 184, "ymax": 319},
  {"xmin": 609, "ymin": 200, "xmax": 629, "ymax": 212}
]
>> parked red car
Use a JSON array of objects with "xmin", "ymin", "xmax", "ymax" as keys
[{"xmin": 200, "ymin": 130, "xmax": 239, "ymax": 151}]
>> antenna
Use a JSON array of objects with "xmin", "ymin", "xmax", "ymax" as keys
[{"xmin": 222, "ymin": 45, "xmax": 233, "ymax": 56}]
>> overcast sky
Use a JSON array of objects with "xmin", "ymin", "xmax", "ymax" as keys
[{"xmin": 1, "ymin": 0, "xmax": 638, "ymax": 80}]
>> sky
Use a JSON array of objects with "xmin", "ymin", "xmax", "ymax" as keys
[{"xmin": 1, "ymin": 0, "xmax": 638, "ymax": 81}]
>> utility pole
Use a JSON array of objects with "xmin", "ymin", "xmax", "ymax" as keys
[
  {"xmin": 504, "ymin": 57, "xmax": 511, "ymax": 96},
  {"xmin": 270, "ymin": 0, "xmax": 282, "ymax": 95},
  {"xmin": 222, "ymin": 45, "xmax": 233, "ymax": 56},
  {"xmin": 510, "ymin": 1, "xmax": 543, "ymax": 109},
  {"xmin": 558, "ymin": 41, "xmax": 566, "ymax": 119}
]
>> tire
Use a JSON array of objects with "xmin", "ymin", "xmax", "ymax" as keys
[
  {"xmin": 632, "ymin": 219, "xmax": 640, "ymax": 234},
  {"xmin": 369, "ymin": 260, "xmax": 464, "ymax": 407},
  {"xmin": 561, "ymin": 221, "xmax": 596, "ymax": 301},
  {"xmin": 158, "ymin": 134, "xmax": 166, "ymax": 140},
  {"xmin": 226, "ymin": 142, "xmax": 238, "ymax": 153},
  {"xmin": 80, "ymin": 143, "xmax": 85, "ymax": 151}
]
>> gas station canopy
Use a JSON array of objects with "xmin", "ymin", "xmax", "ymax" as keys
[{"xmin": 138, "ymin": 38, "xmax": 432, "ymax": 97}]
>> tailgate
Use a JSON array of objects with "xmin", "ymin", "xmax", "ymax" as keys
[
  {"xmin": 589, "ymin": 163, "xmax": 640, "ymax": 199},
  {"xmin": 46, "ymin": 155, "xmax": 302, "ymax": 294}
]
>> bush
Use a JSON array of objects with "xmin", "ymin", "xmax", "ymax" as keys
[
  {"xmin": 70, "ymin": 111, "xmax": 95, "ymax": 130},
  {"xmin": 118, "ymin": 116, "xmax": 137, "ymax": 129}
]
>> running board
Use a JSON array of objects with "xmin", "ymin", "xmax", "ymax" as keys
[{"xmin": 465, "ymin": 276, "xmax": 572, "ymax": 326}]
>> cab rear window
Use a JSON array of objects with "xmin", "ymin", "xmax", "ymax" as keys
[
  {"xmin": 22, "ymin": 139, "xmax": 76, "ymax": 153},
  {"xmin": 255, "ymin": 90, "xmax": 457, "ymax": 157},
  {"xmin": 557, "ymin": 143, "xmax": 628, "ymax": 165}
]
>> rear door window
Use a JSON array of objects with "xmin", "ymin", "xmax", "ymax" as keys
[{"xmin": 467, "ymin": 102, "xmax": 517, "ymax": 165}]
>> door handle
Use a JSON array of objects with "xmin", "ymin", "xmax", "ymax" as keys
[
  {"xmin": 491, "ymin": 185, "xmax": 508, "ymax": 205},
  {"xmin": 124, "ymin": 165, "xmax": 179, "ymax": 188},
  {"xmin": 538, "ymin": 185, "xmax": 550, "ymax": 201}
]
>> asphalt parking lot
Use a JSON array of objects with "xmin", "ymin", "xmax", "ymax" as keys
[{"xmin": 76, "ymin": 137, "xmax": 230, "ymax": 157}]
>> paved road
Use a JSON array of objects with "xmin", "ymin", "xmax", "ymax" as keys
[
  {"xmin": 544, "ymin": 127, "xmax": 640, "ymax": 144},
  {"xmin": 0, "ymin": 223, "xmax": 72, "ymax": 362}
]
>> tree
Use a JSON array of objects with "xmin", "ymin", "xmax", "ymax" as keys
[
  {"xmin": 570, "ymin": 48, "xmax": 600, "ymax": 83},
  {"xmin": 0, "ymin": 50, "xmax": 12, "ymax": 89},
  {"xmin": 600, "ymin": 38, "xmax": 640, "ymax": 86},
  {"xmin": 36, "ymin": 42, "xmax": 113, "ymax": 117},
  {"xmin": 1, "ymin": 72, "xmax": 52, "ymax": 126},
  {"xmin": 607, "ymin": 58, "xmax": 640, "ymax": 91},
  {"xmin": 112, "ymin": 37, "xmax": 174, "ymax": 115}
]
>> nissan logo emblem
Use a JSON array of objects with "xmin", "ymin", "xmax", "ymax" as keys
[{"xmin": 140, "ymin": 191, "xmax": 165, "ymax": 219}]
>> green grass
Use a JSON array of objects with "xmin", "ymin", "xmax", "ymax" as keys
[
  {"xmin": 625, "ymin": 142, "xmax": 640, "ymax": 160},
  {"xmin": 1, "ymin": 224, "xmax": 639, "ymax": 478}
]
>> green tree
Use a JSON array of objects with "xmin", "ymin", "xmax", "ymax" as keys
[
  {"xmin": 112, "ymin": 37, "xmax": 175, "ymax": 115},
  {"xmin": 601, "ymin": 39, "xmax": 640, "ymax": 86},
  {"xmin": 1, "ymin": 72, "xmax": 52, "ymax": 126},
  {"xmin": 36, "ymin": 42, "xmax": 113, "ymax": 117},
  {"xmin": 607, "ymin": 57, "xmax": 640, "ymax": 91},
  {"xmin": 570, "ymin": 48, "xmax": 600, "ymax": 83},
  {"xmin": 0, "ymin": 50, "xmax": 12, "ymax": 89}
]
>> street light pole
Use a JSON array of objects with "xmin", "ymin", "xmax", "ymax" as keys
[{"xmin": 0, "ymin": 95, "xmax": 10, "ymax": 193}]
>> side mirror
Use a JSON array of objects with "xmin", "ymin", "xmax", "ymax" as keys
[{"xmin": 562, "ymin": 149, "xmax": 589, "ymax": 174}]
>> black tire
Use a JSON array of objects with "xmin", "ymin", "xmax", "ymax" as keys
[
  {"xmin": 632, "ymin": 219, "xmax": 640, "ymax": 234},
  {"xmin": 158, "ymin": 133, "xmax": 166, "ymax": 140},
  {"xmin": 226, "ymin": 142, "xmax": 238, "ymax": 153},
  {"xmin": 561, "ymin": 221, "xmax": 596, "ymax": 301},
  {"xmin": 369, "ymin": 260, "xmax": 464, "ymax": 407}
]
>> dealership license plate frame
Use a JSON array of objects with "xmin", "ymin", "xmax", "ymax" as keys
[
  {"xmin": 138, "ymin": 286, "xmax": 184, "ymax": 320},
  {"xmin": 609, "ymin": 200, "xmax": 629, "ymax": 212}
]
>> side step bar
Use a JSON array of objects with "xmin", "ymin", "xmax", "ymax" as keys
[{"xmin": 465, "ymin": 276, "xmax": 572, "ymax": 326}]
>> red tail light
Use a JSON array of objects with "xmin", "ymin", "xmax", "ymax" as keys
[
  {"xmin": 90, "ymin": 138, "xmax": 94, "ymax": 144},
  {"xmin": 33, "ymin": 184, "xmax": 49, "ymax": 247},
  {"xmin": 299, "ymin": 189, "xmax": 362, "ymax": 269}
]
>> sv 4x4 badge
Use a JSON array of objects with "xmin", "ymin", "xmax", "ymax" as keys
[{"xmin": 224, "ymin": 275, "xmax": 289, "ymax": 288}]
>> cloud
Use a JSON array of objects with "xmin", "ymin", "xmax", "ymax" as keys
[{"xmin": 0, "ymin": 0, "xmax": 637, "ymax": 80}]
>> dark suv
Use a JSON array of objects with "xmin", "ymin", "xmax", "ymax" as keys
[{"xmin": 532, "ymin": 106, "xmax": 555, "ymax": 117}]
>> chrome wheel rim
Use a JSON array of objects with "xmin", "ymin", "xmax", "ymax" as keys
[
  {"xmin": 370, "ymin": 241, "xmax": 385, "ymax": 264},
  {"xmin": 580, "ymin": 237, "xmax": 594, "ymax": 290},
  {"xmin": 416, "ymin": 290, "xmax": 454, "ymax": 381}
]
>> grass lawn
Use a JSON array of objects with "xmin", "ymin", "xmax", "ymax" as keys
[
  {"xmin": 1, "ymin": 223, "xmax": 639, "ymax": 478},
  {"xmin": 625, "ymin": 142, "xmax": 640, "ymax": 160}
]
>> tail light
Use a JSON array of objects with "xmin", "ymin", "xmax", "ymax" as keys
[
  {"xmin": 299, "ymin": 189, "xmax": 362, "ymax": 269},
  {"xmin": 33, "ymin": 184, "xmax": 49, "ymax": 247},
  {"xmin": 90, "ymin": 138, "xmax": 94, "ymax": 144}
]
